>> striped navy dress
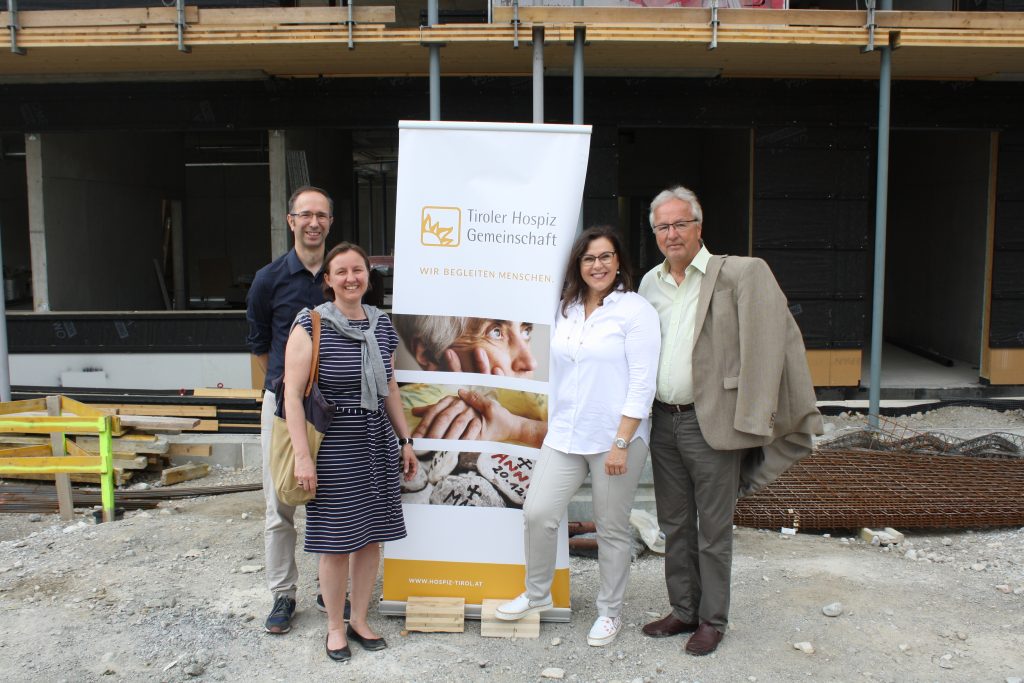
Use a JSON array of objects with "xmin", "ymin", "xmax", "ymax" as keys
[{"xmin": 297, "ymin": 310, "xmax": 407, "ymax": 554}]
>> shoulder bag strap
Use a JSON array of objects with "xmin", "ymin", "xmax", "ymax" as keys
[{"xmin": 304, "ymin": 310, "xmax": 321, "ymax": 398}]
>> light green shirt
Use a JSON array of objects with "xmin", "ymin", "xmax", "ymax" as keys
[{"xmin": 637, "ymin": 245, "xmax": 712, "ymax": 405}]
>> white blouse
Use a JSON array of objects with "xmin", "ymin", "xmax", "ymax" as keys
[{"xmin": 543, "ymin": 289, "xmax": 661, "ymax": 455}]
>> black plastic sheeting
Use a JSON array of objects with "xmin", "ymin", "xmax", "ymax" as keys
[{"xmin": 5, "ymin": 313, "xmax": 248, "ymax": 353}]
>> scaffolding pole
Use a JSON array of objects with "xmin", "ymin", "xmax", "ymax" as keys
[{"xmin": 868, "ymin": 5, "xmax": 893, "ymax": 428}]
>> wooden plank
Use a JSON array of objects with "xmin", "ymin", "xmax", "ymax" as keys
[
  {"xmin": 192, "ymin": 419, "xmax": 219, "ymax": 432},
  {"xmin": 988, "ymin": 348, "xmax": 1024, "ymax": 385},
  {"xmin": 167, "ymin": 443, "xmax": 212, "ymax": 457},
  {"xmin": 59, "ymin": 395, "xmax": 107, "ymax": 418},
  {"xmin": 75, "ymin": 435, "xmax": 168, "ymax": 455},
  {"xmin": 197, "ymin": 7, "xmax": 396, "ymax": 26},
  {"xmin": 0, "ymin": 436, "xmax": 49, "ymax": 446},
  {"xmin": 0, "ymin": 7, "xmax": 198, "ymax": 29},
  {"xmin": 980, "ymin": 132, "xmax": 998, "ymax": 383},
  {"xmin": 160, "ymin": 462, "xmax": 210, "ymax": 486},
  {"xmin": 60, "ymin": 395, "xmax": 126, "ymax": 435},
  {"xmin": 0, "ymin": 470, "xmax": 131, "ymax": 486},
  {"xmin": 116, "ymin": 415, "xmax": 201, "ymax": 431},
  {"xmin": 829, "ymin": 350, "xmax": 861, "ymax": 387},
  {"xmin": 46, "ymin": 395, "xmax": 75, "ymax": 521},
  {"xmin": 66, "ymin": 439, "xmax": 144, "ymax": 468},
  {"xmin": 0, "ymin": 398, "xmax": 47, "ymax": 416},
  {"xmin": 193, "ymin": 388, "xmax": 263, "ymax": 400},
  {"xmin": 0, "ymin": 444, "xmax": 51, "ymax": 458},
  {"xmin": 877, "ymin": 10, "xmax": 1024, "ymax": 31},
  {"xmin": 479, "ymin": 599, "xmax": 541, "ymax": 639},
  {"xmin": 0, "ymin": 415, "xmax": 106, "ymax": 434},
  {"xmin": 0, "ymin": 455, "xmax": 102, "ymax": 472},
  {"xmin": 90, "ymin": 403, "xmax": 217, "ymax": 418},
  {"xmin": 405, "ymin": 597, "xmax": 465, "ymax": 633}
]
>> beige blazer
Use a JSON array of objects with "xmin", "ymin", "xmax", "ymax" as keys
[{"xmin": 690, "ymin": 255, "xmax": 824, "ymax": 496}]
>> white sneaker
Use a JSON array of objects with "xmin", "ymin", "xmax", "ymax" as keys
[
  {"xmin": 587, "ymin": 616, "xmax": 622, "ymax": 646},
  {"xmin": 495, "ymin": 592, "xmax": 553, "ymax": 621}
]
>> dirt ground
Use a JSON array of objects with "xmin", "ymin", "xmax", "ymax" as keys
[{"xmin": 1, "ymin": 406, "xmax": 1023, "ymax": 683}]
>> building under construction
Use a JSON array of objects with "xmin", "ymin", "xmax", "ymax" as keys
[{"xmin": 0, "ymin": 0, "xmax": 1022, "ymax": 393}]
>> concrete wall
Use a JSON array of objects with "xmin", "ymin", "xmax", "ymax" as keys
[
  {"xmin": 186, "ymin": 164, "xmax": 270, "ymax": 301},
  {"xmin": 0, "ymin": 145, "xmax": 30, "ymax": 292},
  {"xmin": 287, "ymin": 129, "xmax": 355, "ymax": 246},
  {"xmin": 35, "ymin": 132, "xmax": 184, "ymax": 310},
  {"xmin": 619, "ymin": 127, "xmax": 751, "ymax": 271},
  {"xmin": 10, "ymin": 351, "xmax": 251, "ymax": 390},
  {"xmin": 885, "ymin": 130, "xmax": 989, "ymax": 364}
]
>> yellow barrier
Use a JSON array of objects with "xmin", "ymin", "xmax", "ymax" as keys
[{"xmin": 0, "ymin": 397, "xmax": 117, "ymax": 522}]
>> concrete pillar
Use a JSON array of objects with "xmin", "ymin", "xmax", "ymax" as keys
[
  {"xmin": 268, "ymin": 129, "xmax": 289, "ymax": 260},
  {"xmin": 24, "ymin": 133, "xmax": 49, "ymax": 312}
]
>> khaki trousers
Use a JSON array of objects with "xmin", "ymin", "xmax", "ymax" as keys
[
  {"xmin": 523, "ymin": 440, "xmax": 649, "ymax": 617},
  {"xmin": 261, "ymin": 390, "xmax": 299, "ymax": 598},
  {"xmin": 649, "ymin": 409, "xmax": 745, "ymax": 633}
]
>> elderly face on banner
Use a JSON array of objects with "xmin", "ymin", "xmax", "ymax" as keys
[{"xmin": 392, "ymin": 314, "xmax": 549, "ymax": 381}]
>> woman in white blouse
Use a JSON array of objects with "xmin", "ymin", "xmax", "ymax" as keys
[{"xmin": 496, "ymin": 225, "xmax": 661, "ymax": 647}]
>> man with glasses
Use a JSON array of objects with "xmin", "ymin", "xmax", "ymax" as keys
[
  {"xmin": 638, "ymin": 185, "xmax": 822, "ymax": 656},
  {"xmin": 247, "ymin": 186, "xmax": 334, "ymax": 634}
]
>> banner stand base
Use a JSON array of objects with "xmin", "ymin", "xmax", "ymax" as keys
[{"xmin": 379, "ymin": 599, "xmax": 572, "ymax": 623}]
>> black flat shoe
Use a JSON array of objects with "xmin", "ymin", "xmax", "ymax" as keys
[
  {"xmin": 325, "ymin": 636, "xmax": 352, "ymax": 662},
  {"xmin": 346, "ymin": 625, "xmax": 388, "ymax": 651}
]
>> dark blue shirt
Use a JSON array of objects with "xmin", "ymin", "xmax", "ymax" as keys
[{"xmin": 246, "ymin": 249, "xmax": 327, "ymax": 391}]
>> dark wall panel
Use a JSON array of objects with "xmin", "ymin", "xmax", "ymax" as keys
[{"xmin": 754, "ymin": 198, "xmax": 869, "ymax": 250}]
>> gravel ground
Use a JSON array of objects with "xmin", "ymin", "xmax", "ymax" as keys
[{"xmin": 1, "ymin": 406, "xmax": 1023, "ymax": 683}]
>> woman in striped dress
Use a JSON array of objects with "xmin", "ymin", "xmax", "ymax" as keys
[{"xmin": 283, "ymin": 242, "xmax": 418, "ymax": 662}]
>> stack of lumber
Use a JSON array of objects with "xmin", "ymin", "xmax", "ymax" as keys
[
  {"xmin": 11, "ymin": 386, "xmax": 262, "ymax": 435},
  {"xmin": 0, "ymin": 388, "xmax": 262, "ymax": 487}
]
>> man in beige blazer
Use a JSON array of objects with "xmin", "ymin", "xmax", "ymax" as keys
[{"xmin": 638, "ymin": 185, "xmax": 822, "ymax": 656}]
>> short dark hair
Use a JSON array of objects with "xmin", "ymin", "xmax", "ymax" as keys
[
  {"xmin": 560, "ymin": 225, "xmax": 635, "ymax": 317},
  {"xmin": 321, "ymin": 242, "xmax": 371, "ymax": 301},
  {"xmin": 288, "ymin": 185, "xmax": 334, "ymax": 215}
]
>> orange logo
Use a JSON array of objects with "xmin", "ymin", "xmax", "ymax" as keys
[{"xmin": 420, "ymin": 206, "xmax": 461, "ymax": 247}]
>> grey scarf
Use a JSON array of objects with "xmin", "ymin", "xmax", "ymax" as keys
[{"xmin": 295, "ymin": 302, "xmax": 390, "ymax": 412}]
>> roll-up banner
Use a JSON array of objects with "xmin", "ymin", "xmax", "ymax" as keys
[{"xmin": 381, "ymin": 121, "xmax": 592, "ymax": 620}]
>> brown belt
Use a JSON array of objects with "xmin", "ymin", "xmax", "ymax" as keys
[{"xmin": 655, "ymin": 400, "xmax": 695, "ymax": 413}]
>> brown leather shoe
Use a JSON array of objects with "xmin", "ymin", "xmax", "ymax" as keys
[
  {"xmin": 642, "ymin": 613, "xmax": 700, "ymax": 638},
  {"xmin": 684, "ymin": 622, "xmax": 724, "ymax": 656}
]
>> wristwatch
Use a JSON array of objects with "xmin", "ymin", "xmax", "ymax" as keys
[
  {"xmin": 398, "ymin": 437, "xmax": 414, "ymax": 447},
  {"xmin": 613, "ymin": 437, "xmax": 628, "ymax": 449}
]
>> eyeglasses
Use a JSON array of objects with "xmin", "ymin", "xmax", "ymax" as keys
[
  {"xmin": 581, "ymin": 251, "xmax": 616, "ymax": 267},
  {"xmin": 289, "ymin": 211, "xmax": 332, "ymax": 222},
  {"xmin": 652, "ymin": 219, "xmax": 699, "ymax": 235}
]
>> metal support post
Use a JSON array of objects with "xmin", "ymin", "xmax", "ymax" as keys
[
  {"xmin": 6, "ymin": 0, "xmax": 25, "ymax": 55},
  {"xmin": 533, "ymin": 26, "xmax": 544, "ymax": 124},
  {"xmin": 176, "ymin": 0, "xmax": 191, "ymax": 54},
  {"xmin": 429, "ymin": 0, "xmax": 441, "ymax": 120},
  {"xmin": 513, "ymin": 0, "xmax": 521, "ymax": 49},
  {"xmin": 863, "ymin": 0, "xmax": 877, "ymax": 53},
  {"xmin": 0, "ymin": 217, "xmax": 10, "ymax": 401},
  {"xmin": 573, "ymin": 0, "xmax": 585, "ymax": 234},
  {"xmin": 868, "ymin": 41, "xmax": 892, "ymax": 428},
  {"xmin": 708, "ymin": 0, "xmax": 719, "ymax": 51},
  {"xmin": 347, "ymin": 0, "xmax": 355, "ymax": 50}
]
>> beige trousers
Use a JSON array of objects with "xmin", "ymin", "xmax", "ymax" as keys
[
  {"xmin": 261, "ymin": 390, "xmax": 299, "ymax": 598},
  {"xmin": 523, "ymin": 440, "xmax": 649, "ymax": 617}
]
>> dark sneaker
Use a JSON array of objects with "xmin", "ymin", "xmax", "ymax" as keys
[
  {"xmin": 316, "ymin": 593, "xmax": 352, "ymax": 621},
  {"xmin": 265, "ymin": 594, "xmax": 296, "ymax": 634}
]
